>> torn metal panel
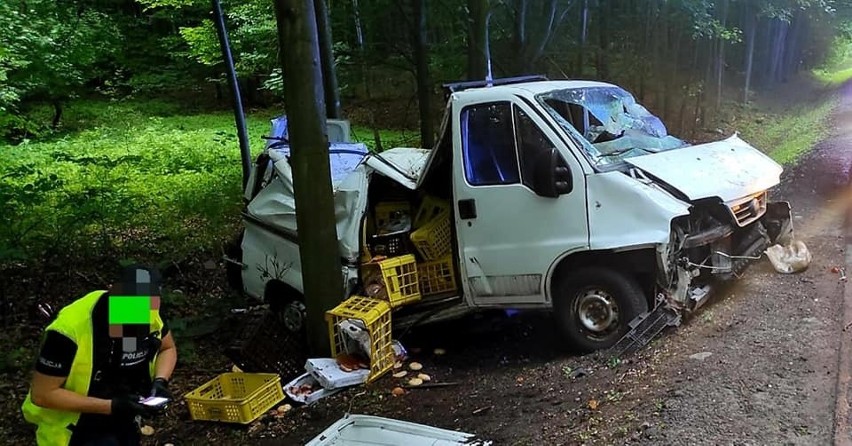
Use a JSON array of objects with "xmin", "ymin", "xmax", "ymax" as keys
[
  {"xmin": 586, "ymin": 171, "xmax": 690, "ymax": 250},
  {"xmin": 607, "ymin": 301, "xmax": 681, "ymax": 359},
  {"xmin": 246, "ymin": 150, "xmax": 370, "ymax": 264},
  {"xmin": 625, "ymin": 134, "xmax": 783, "ymax": 202},
  {"xmin": 364, "ymin": 147, "xmax": 431, "ymax": 190}
]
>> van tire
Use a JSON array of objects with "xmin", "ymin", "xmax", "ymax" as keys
[
  {"xmin": 553, "ymin": 267, "xmax": 648, "ymax": 353},
  {"xmin": 224, "ymin": 233, "xmax": 244, "ymax": 292},
  {"xmin": 265, "ymin": 281, "xmax": 306, "ymax": 334}
]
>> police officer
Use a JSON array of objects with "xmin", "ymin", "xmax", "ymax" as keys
[{"xmin": 21, "ymin": 265, "xmax": 177, "ymax": 446}]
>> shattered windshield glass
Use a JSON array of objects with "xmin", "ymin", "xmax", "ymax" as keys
[{"xmin": 535, "ymin": 86, "xmax": 688, "ymax": 167}]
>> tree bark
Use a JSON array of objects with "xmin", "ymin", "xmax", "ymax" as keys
[
  {"xmin": 467, "ymin": 0, "xmax": 488, "ymax": 80},
  {"xmin": 273, "ymin": 0, "xmax": 343, "ymax": 356},
  {"xmin": 412, "ymin": 0, "xmax": 434, "ymax": 149},
  {"xmin": 314, "ymin": 0, "xmax": 341, "ymax": 119},
  {"xmin": 782, "ymin": 12, "xmax": 804, "ymax": 82},
  {"xmin": 596, "ymin": 0, "xmax": 610, "ymax": 80},
  {"xmin": 51, "ymin": 100, "xmax": 63, "ymax": 130},
  {"xmin": 351, "ymin": 0, "xmax": 382, "ymax": 151},
  {"xmin": 743, "ymin": 5, "xmax": 757, "ymax": 103},
  {"xmin": 576, "ymin": 0, "xmax": 589, "ymax": 76},
  {"xmin": 715, "ymin": 0, "xmax": 729, "ymax": 110}
]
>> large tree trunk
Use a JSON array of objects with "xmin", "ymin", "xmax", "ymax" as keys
[
  {"xmin": 467, "ymin": 0, "xmax": 488, "ymax": 80},
  {"xmin": 412, "ymin": 0, "xmax": 434, "ymax": 149},
  {"xmin": 273, "ymin": 0, "xmax": 343, "ymax": 356},
  {"xmin": 314, "ymin": 0, "xmax": 341, "ymax": 119}
]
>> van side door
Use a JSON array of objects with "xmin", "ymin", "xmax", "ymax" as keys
[{"xmin": 452, "ymin": 97, "xmax": 590, "ymax": 307}]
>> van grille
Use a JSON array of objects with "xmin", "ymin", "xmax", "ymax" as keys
[{"xmin": 728, "ymin": 192, "xmax": 768, "ymax": 227}]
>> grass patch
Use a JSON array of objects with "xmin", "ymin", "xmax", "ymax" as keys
[
  {"xmin": 0, "ymin": 99, "xmax": 418, "ymax": 265},
  {"xmin": 732, "ymin": 94, "xmax": 837, "ymax": 166},
  {"xmin": 814, "ymin": 66, "xmax": 852, "ymax": 86}
]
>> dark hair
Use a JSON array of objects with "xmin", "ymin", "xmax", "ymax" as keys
[{"xmin": 113, "ymin": 264, "xmax": 163, "ymax": 296}]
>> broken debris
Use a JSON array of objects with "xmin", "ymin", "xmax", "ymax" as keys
[
  {"xmin": 765, "ymin": 240, "xmax": 812, "ymax": 274},
  {"xmin": 689, "ymin": 352, "xmax": 713, "ymax": 361}
]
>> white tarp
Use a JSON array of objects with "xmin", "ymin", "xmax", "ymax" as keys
[{"xmin": 245, "ymin": 144, "xmax": 430, "ymax": 264}]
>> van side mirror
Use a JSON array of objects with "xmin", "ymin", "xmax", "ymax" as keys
[{"xmin": 532, "ymin": 148, "xmax": 573, "ymax": 198}]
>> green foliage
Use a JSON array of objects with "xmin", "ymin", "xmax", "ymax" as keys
[
  {"xmin": 736, "ymin": 95, "xmax": 837, "ymax": 165},
  {"xmin": 0, "ymin": 0, "xmax": 122, "ymax": 137},
  {"xmin": 0, "ymin": 100, "xmax": 257, "ymax": 264},
  {"xmin": 0, "ymin": 99, "xmax": 418, "ymax": 265}
]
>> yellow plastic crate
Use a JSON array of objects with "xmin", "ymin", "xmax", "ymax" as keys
[
  {"xmin": 361, "ymin": 254, "xmax": 421, "ymax": 308},
  {"xmin": 414, "ymin": 195, "xmax": 450, "ymax": 228},
  {"xmin": 410, "ymin": 210, "xmax": 452, "ymax": 261},
  {"xmin": 185, "ymin": 372, "xmax": 284, "ymax": 424},
  {"xmin": 375, "ymin": 201, "xmax": 411, "ymax": 229},
  {"xmin": 326, "ymin": 296, "xmax": 394, "ymax": 383},
  {"xmin": 418, "ymin": 256, "xmax": 458, "ymax": 296}
]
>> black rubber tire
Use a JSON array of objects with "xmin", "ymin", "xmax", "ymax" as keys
[
  {"xmin": 553, "ymin": 267, "xmax": 648, "ymax": 353},
  {"xmin": 224, "ymin": 233, "xmax": 244, "ymax": 292}
]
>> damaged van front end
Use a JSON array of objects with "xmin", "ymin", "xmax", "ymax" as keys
[
  {"xmin": 632, "ymin": 135, "xmax": 794, "ymax": 313},
  {"xmin": 536, "ymin": 85, "xmax": 793, "ymax": 316}
]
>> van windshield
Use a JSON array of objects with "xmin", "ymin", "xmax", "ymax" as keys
[{"xmin": 535, "ymin": 86, "xmax": 688, "ymax": 167}]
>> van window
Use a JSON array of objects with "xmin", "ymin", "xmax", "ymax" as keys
[
  {"xmin": 514, "ymin": 108, "xmax": 557, "ymax": 191},
  {"xmin": 461, "ymin": 102, "xmax": 520, "ymax": 186}
]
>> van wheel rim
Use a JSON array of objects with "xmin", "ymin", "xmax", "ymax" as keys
[
  {"xmin": 576, "ymin": 288, "xmax": 619, "ymax": 334},
  {"xmin": 282, "ymin": 301, "xmax": 306, "ymax": 333}
]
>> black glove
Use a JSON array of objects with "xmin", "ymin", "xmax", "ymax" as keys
[
  {"xmin": 150, "ymin": 377, "xmax": 172, "ymax": 400},
  {"xmin": 111, "ymin": 394, "xmax": 157, "ymax": 419}
]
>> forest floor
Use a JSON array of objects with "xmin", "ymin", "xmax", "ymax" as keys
[{"xmin": 2, "ymin": 75, "xmax": 852, "ymax": 446}]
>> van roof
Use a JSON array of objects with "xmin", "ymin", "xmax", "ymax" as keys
[{"xmin": 452, "ymin": 79, "xmax": 620, "ymax": 100}]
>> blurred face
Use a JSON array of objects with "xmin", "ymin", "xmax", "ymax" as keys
[{"xmin": 109, "ymin": 268, "xmax": 160, "ymax": 352}]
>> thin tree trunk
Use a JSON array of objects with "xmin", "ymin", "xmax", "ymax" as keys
[
  {"xmin": 351, "ymin": 0, "xmax": 382, "ymax": 151},
  {"xmin": 576, "ymin": 0, "xmax": 589, "ymax": 76},
  {"xmin": 743, "ymin": 5, "xmax": 757, "ymax": 103},
  {"xmin": 51, "ymin": 100, "xmax": 63, "ymax": 129},
  {"xmin": 783, "ymin": 12, "xmax": 803, "ymax": 82},
  {"xmin": 596, "ymin": 0, "xmax": 610, "ymax": 79},
  {"xmin": 769, "ymin": 19, "xmax": 788, "ymax": 84},
  {"xmin": 513, "ymin": 0, "xmax": 528, "ymax": 74},
  {"xmin": 467, "ymin": 0, "xmax": 488, "ymax": 80},
  {"xmin": 715, "ymin": 0, "xmax": 729, "ymax": 110},
  {"xmin": 314, "ymin": 0, "xmax": 341, "ymax": 118},
  {"xmin": 273, "ymin": 0, "xmax": 343, "ymax": 356},
  {"xmin": 639, "ymin": 0, "xmax": 653, "ymax": 102},
  {"xmin": 412, "ymin": 0, "xmax": 434, "ymax": 149}
]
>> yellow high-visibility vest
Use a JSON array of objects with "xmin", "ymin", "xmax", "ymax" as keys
[{"xmin": 20, "ymin": 290, "xmax": 163, "ymax": 446}]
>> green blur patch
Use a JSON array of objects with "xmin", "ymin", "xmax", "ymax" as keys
[{"xmin": 108, "ymin": 295, "xmax": 152, "ymax": 324}]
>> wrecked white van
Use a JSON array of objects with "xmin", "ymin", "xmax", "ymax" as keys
[{"xmin": 227, "ymin": 76, "xmax": 793, "ymax": 353}]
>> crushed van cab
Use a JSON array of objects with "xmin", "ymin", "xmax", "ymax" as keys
[{"xmin": 229, "ymin": 76, "xmax": 793, "ymax": 353}]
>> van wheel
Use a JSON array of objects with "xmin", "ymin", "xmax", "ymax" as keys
[
  {"xmin": 553, "ymin": 267, "xmax": 648, "ymax": 353},
  {"xmin": 224, "ymin": 233, "xmax": 244, "ymax": 291},
  {"xmin": 265, "ymin": 281, "xmax": 306, "ymax": 334}
]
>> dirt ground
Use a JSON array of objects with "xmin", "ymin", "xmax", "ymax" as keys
[{"xmin": 3, "ymin": 80, "xmax": 852, "ymax": 446}]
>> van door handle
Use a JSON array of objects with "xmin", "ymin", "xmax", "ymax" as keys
[{"xmin": 458, "ymin": 199, "xmax": 477, "ymax": 219}]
